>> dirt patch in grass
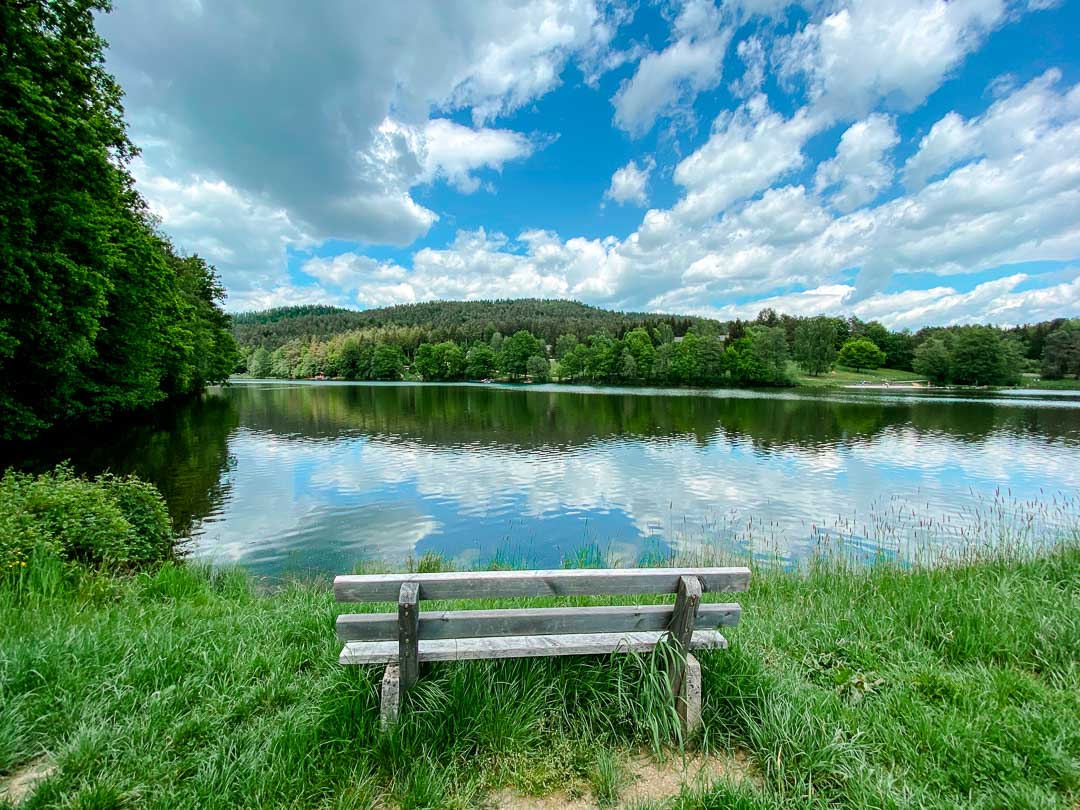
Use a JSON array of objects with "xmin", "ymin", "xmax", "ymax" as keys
[
  {"xmin": 489, "ymin": 790, "xmax": 595, "ymax": 809},
  {"xmin": 621, "ymin": 748, "xmax": 756, "ymax": 804},
  {"xmin": 0, "ymin": 758, "xmax": 56, "ymax": 806},
  {"xmin": 490, "ymin": 748, "xmax": 755, "ymax": 808}
]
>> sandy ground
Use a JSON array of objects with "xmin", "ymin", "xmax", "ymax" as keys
[
  {"xmin": 842, "ymin": 382, "xmax": 929, "ymax": 389},
  {"xmin": 490, "ymin": 748, "xmax": 756, "ymax": 809},
  {"xmin": 0, "ymin": 758, "xmax": 56, "ymax": 806}
]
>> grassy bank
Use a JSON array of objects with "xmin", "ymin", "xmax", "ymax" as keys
[
  {"xmin": 2, "ymin": 545, "xmax": 1078, "ymax": 809},
  {"xmin": 1018, "ymin": 375, "xmax": 1080, "ymax": 390},
  {"xmin": 792, "ymin": 365, "xmax": 926, "ymax": 387}
]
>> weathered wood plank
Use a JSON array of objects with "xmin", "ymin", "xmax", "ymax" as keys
[
  {"xmin": 678, "ymin": 653, "xmax": 702, "ymax": 739},
  {"xmin": 336, "ymin": 602, "xmax": 742, "ymax": 641},
  {"xmin": 334, "ymin": 567, "xmax": 750, "ymax": 602},
  {"xmin": 339, "ymin": 630, "xmax": 728, "ymax": 665},
  {"xmin": 667, "ymin": 575, "xmax": 702, "ymax": 700},
  {"xmin": 398, "ymin": 582, "xmax": 419, "ymax": 693},
  {"xmin": 380, "ymin": 664, "xmax": 401, "ymax": 730}
]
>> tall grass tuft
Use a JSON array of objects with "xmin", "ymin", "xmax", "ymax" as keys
[{"xmin": 590, "ymin": 748, "xmax": 623, "ymax": 807}]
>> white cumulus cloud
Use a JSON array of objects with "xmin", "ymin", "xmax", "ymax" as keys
[
  {"xmin": 100, "ymin": 0, "xmax": 618, "ymax": 245},
  {"xmin": 612, "ymin": 0, "xmax": 732, "ymax": 135},
  {"xmin": 815, "ymin": 114, "xmax": 900, "ymax": 211},
  {"xmin": 672, "ymin": 95, "xmax": 827, "ymax": 222},
  {"xmin": 100, "ymin": 0, "xmax": 1079, "ymax": 326},
  {"xmin": 605, "ymin": 158, "xmax": 655, "ymax": 206},
  {"xmin": 776, "ymin": 0, "xmax": 1008, "ymax": 116},
  {"xmin": 903, "ymin": 69, "xmax": 1080, "ymax": 189},
  {"xmin": 379, "ymin": 117, "xmax": 539, "ymax": 195}
]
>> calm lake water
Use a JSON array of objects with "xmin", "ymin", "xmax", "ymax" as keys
[{"xmin": 19, "ymin": 380, "xmax": 1080, "ymax": 577}]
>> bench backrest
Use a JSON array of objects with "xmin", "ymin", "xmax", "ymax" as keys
[{"xmin": 334, "ymin": 567, "xmax": 751, "ymax": 642}]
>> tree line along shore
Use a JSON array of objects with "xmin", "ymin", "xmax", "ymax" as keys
[{"xmin": 235, "ymin": 302, "xmax": 1080, "ymax": 389}]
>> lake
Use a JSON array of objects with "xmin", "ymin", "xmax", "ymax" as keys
[{"xmin": 17, "ymin": 380, "xmax": 1080, "ymax": 577}]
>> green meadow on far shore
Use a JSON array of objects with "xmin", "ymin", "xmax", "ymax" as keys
[
  {"xmin": 795, "ymin": 365, "xmax": 1080, "ymax": 390},
  {"xmin": 1017, "ymin": 375, "xmax": 1080, "ymax": 390},
  {"xmin": 791, "ymin": 364, "xmax": 927, "ymax": 387},
  {"xmin": 2, "ymin": 535, "xmax": 1078, "ymax": 809}
]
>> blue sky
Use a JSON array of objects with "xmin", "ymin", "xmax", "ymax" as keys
[{"xmin": 98, "ymin": 0, "xmax": 1080, "ymax": 328}]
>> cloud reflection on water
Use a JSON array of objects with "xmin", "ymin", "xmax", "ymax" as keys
[{"xmin": 179, "ymin": 382, "xmax": 1080, "ymax": 576}]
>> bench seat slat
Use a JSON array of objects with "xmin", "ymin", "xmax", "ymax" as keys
[
  {"xmin": 334, "ymin": 567, "xmax": 750, "ymax": 602},
  {"xmin": 337, "ymin": 602, "xmax": 741, "ymax": 641},
  {"xmin": 339, "ymin": 630, "xmax": 728, "ymax": 664}
]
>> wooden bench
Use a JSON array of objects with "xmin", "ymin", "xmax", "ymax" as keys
[{"xmin": 334, "ymin": 567, "xmax": 751, "ymax": 732}]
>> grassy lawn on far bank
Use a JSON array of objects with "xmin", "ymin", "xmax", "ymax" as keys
[
  {"xmin": 792, "ymin": 364, "xmax": 926, "ymax": 387},
  {"xmin": 2, "ymin": 546, "xmax": 1077, "ymax": 809},
  {"xmin": 1019, "ymin": 374, "xmax": 1080, "ymax": 390}
]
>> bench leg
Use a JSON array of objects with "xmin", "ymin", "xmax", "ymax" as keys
[
  {"xmin": 380, "ymin": 664, "xmax": 401, "ymax": 730},
  {"xmin": 677, "ymin": 653, "xmax": 702, "ymax": 739}
]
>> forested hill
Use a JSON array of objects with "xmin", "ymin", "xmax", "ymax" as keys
[{"xmin": 232, "ymin": 299, "xmax": 710, "ymax": 350}]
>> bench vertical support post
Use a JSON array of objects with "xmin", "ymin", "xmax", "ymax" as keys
[
  {"xmin": 668, "ymin": 575, "xmax": 702, "ymax": 734},
  {"xmin": 398, "ymin": 582, "xmax": 420, "ymax": 695},
  {"xmin": 678, "ymin": 654, "xmax": 702, "ymax": 736},
  {"xmin": 380, "ymin": 664, "xmax": 401, "ymax": 729}
]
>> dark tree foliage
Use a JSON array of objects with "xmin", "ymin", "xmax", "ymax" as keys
[
  {"xmin": 1006, "ymin": 318, "xmax": 1068, "ymax": 360},
  {"xmin": 0, "ymin": 0, "xmax": 236, "ymax": 440},
  {"xmin": 237, "ymin": 298, "xmax": 1077, "ymax": 389},
  {"xmin": 1040, "ymin": 320, "xmax": 1080, "ymax": 379},
  {"xmin": 500, "ymin": 330, "xmax": 545, "ymax": 380},
  {"xmin": 413, "ymin": 341, "xmax": 465, "ymax": 381},
  {"xmin": 913, "ymin": 337, "xmax": 951, "ymax": 384},
  {"xmin": 877, "ymin": 330, "xmax": 915, "ymax": 371},
  {"xmin": 525, "ymin": 355, "xmax": 550, "ymax": 382},
  {"xmin": 232, "ymin": 299, "xmax": 708, "ymax": 351},
  {"xmin": 464, "ymin": 343, "xmax": 496, "ymax": 380},
  {"xmin": 949, "ymin": 327, "xmax": 1022, "ymax": 386},
  {"xmin": 793, "ymin": 317, "xmax": 838, "ymax": 376}
]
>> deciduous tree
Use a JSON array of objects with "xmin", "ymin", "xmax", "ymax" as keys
[
  {"xmin": 912, "ymin": 338, "xmax": 950, "ymax": 384},
  {"xmin": 838, "ymin": 338, "xmax": 886, "ymax": 372},
  {"xmin": 526, "ymin": 355, "xmax": 550, "ymax": 382},
  {"xmin": 1041, "ymin": 321, "xmax": 1080, "ymax": 379},
  {"xmin": 950, "ymin": 327, "xmax": 1019, "ymax": 386},
  {"xmin": 793, "ymin": 317, "xmax": 838, "ymax": 376},
  {"xmin": 465, "ymin": 343, "xmax": 496, "ymax": 379}
]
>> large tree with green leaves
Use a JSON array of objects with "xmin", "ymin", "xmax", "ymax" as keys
[
  {"xmin": 621, "ymin": 328, "xmax": 655, "ymax": 380},
  {"xmin": 498, "ymin": 330, "xmax": 544, "ymax": 380},
  {"xmin": 912, "ymin": 337, "xmax": 951, "ymax": 384},
  {"xmin": 464, "ymin": 343, "xmax": 496, "ymax": 379},
  {"xmin": 838, "ymin": 338, "xmax": 886, "ymax": 372},
  {"xmin": 1041, "ymin": 320, "xmax": 1080, "ymax": 379},
  {"xmin": 726, "ymin": 326, "xmax": 790, "ymax": 386},
  {"xmin": 0, "ymin": 0, "xmax": 236, "ymax": 440},
  {"xmin": 950, "ymin": 326, "xmax": 1020, "ymax": 386},
  {"xmin": 793, "ymin": 317, "xmax": 838, "ymax": 376},
  {"xmin": 525, "ymin": 355, "xmax": 550, "ymax": 382}
]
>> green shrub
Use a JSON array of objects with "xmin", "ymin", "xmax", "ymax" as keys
[
  {"xmin": 0, "ymin": 464, "xmax": 174, "ymax": 574},
  {"xmin": 96, "ymin": 473, "xmax": 174, "ymax": 565}
]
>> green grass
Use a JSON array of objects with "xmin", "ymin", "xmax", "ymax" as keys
[
  {"xmin": 792, "ymin": 364, "xmax": 927, "ymax": 387},
  {"xmin": 590, "ymin": 749, "xmax": 624, "ymax": 807},
  {"xmin": 1018, "ymin": 375, "xmax": 1080, "ymax": 390},
  {"xmin": 2, "ymin": 545, "xmax": 1078, "ymax": 809}
]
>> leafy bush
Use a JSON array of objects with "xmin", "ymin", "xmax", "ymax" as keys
[
  {"xmin": 0, "ymin": 465, "xmax": 174, "ymax": 574},
  {"xmin": 96, "ymin": 473, "xmax": 174, "ymax": 565}
]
